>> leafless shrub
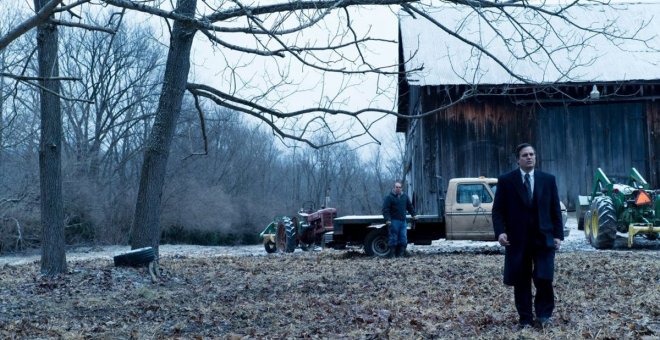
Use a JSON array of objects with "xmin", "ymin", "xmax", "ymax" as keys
[
  {"xmin": 161, "ymin": 178, "xmax": 239, "ymax": 232},
  {"xmin": 61, "ymin": 175, "xmax": 134, "ymax": 245},
  {"xmin": 0, "ymin": 195, "xmax": 40, "ymax": 253}
]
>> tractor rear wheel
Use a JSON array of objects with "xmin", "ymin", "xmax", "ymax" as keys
[
  {"xmin": 590, "ymin": 196, "xmax": 616, "ymax": 249},
  {"xmin": 364, "ymin": 228, "xmax": 392, "ymax": 257},
  {"xmin": 284, "ymin": 218, "xmax": 297, "ymax": 253},
  {"xmin": 583, "ymin": 210, "xmax": 593, "ymax": 243}
]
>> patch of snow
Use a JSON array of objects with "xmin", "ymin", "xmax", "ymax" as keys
[
  {"xmin": 1, "ymin": 215, "xmax": 657, "ymax": 266},
  {"xmin": 0, "ymin": 244, "xmax": 267, "ymax": 267}
]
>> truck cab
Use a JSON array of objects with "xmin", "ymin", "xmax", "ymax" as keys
[
  {"xmin": 444, "ymin": 177, "xmax": 498, "ymax": 240},
  {"xmin": 444, "ymin": 177, "xmax": 569, "ymax": 240}
]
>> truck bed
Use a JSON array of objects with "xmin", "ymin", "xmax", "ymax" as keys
[
  {"xmin": 329, "ymin": 214, "xmax": 446, "ymax": 248},
  {"xmin": 334, "ymin": 214, "xmax": 443, "ymax": 223}
]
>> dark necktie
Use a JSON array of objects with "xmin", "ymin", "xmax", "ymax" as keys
[{"xmin": 524, "ymin": 173, "xmax": 532, "ymax": 203}]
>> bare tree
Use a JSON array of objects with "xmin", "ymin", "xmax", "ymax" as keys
[
  {"xmin": 60, "ymin": 16, "xmax": 162, "ymax": 178},
  {"xmin": 0, "ymin": 45, "xmax": 4, "ymax": 170},
  {"xmin": 55, "ymin": 15, "xmax": 165, "ymax": 245},
  {"xmin": 127, "ymin": 0, "xmax": 197, "ymax": 254},
  {"xmin": 34, "ymin": 0, "xmax": 67, "ymax": 275},
  {"xmin": 0, "ymin": 7, "xmax": 30, "ymax": 174},
  {"xmin": 0, "ymin": 1, "xmax": 119, "ymax": 274}
]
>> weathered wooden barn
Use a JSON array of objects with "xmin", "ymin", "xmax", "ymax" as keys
[{"xmin": 397, "ymin": 2, "xmax": 660, "ymax": 212}]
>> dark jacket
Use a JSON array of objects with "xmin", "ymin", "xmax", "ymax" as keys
[
  {"xmin": 492, "ymin": 169, "xmax": 563, "ymax": 285},
  {"xmin": 382, "ymin": 192, "xmax": 416, "ymax": 222}
]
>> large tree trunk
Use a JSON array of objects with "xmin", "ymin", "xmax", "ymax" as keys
[
  {"xmin": 0, "ymin": 49, "xmax": 4, "ymax": 169},
  {"xmin": 35, "ymin": 0, "xmax": 66, "ymax": 275},
  {"xmin": 130, "ymin": 0, "xmax": 197, "ymax": 255}
]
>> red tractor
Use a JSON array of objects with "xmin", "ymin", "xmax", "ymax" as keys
[
  {"xmin": 296, "ymin": 202, "xmax": 336, "ymax": 250},
  {"xmin": 259, "ymin": 202, "xmax": 336, "ymax": 253}
]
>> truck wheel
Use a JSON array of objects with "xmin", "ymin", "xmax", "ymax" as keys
[
  {"xmin": 264, "ymin": 240, "xmax": 277, "ymax": 253},
  {"xmin": 364, "ymin": 229, "xmax": 391, "ymax": 257},
  {"xmin": 583, "ymin": 210, "xmax": 593, "ymax": 244},
  {"xmin": 284, "ymin": 217, "xmax": 297, "ymax": 253},
  {"xmin": 590, "ymin": 196, "xmax": 616, "ymax": 249}
]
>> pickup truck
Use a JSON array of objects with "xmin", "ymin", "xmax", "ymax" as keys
[{"xmin": 324, "ymin": 177, "xmax": 569, "ymax": 256}]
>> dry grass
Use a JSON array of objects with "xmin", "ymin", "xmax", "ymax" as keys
[{"xmin": 1, "ymin": 250, "xmax": 659, "ymax": 339}]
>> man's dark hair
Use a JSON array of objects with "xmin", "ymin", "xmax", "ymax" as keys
[{"xmin": 515, "ymin": 143, "xmax": 535, "ymax": 158}]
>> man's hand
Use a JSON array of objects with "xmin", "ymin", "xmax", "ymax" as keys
[
  {"xmin": 498, "ymin": 233, "xmax": 510, "ymax": 246},
  {"xmin": 554, "ymin": 238, "xmax": 561, "ymax": 250},
  {"xmin": 385, "ymin": 221, "xmax": 391, "ymax": 226}
]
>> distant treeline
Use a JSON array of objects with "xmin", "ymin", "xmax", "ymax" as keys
[{"xmin": 0, "ymin": 19, "xmax": 401, "ymax": 252}]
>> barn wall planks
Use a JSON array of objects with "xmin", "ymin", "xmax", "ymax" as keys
[{"xmin": 404, "ymin": 94, "xmax": 659, "ymax": 212}]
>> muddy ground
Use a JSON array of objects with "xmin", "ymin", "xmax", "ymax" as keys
[{"xmin": 1, "ymin": 219, "xmax": 659, "ymax": 339}]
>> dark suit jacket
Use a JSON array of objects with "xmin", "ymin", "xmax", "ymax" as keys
[{"xmin": 492, "ymin": 169, "xmax": 563, "ymax": 285}]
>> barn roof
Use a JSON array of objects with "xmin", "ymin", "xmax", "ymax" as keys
[{"xmin": 399, "ymin": 1, "xmax": 660, "ymax": 86}]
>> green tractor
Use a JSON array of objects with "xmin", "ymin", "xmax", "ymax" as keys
[{"xmin": 577, "ymin": 168, "xmax": 660, "ymax": 249}]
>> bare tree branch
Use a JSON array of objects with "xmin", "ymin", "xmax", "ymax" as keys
[
  {"xmin": 199, "ymin": 29, "xmax": 285, "ymax": 57},
  {"xmin": 0, "ymin": 72, "xmax": 80, "ymax": 81},
  {"xmin": 101, "ymin": 0, "xmax": 415, "ymax": 32},
  {"xmin": 0, "ymin": 0, "xmax": 64, "ymax": 51},
  {"xmin": 403, "ymin": 3, "xmax": 530, "ymax": 83},
  {"xmin": 203, "ymin": 0, "xmax": 417, "ymax": 22},
  {"xmin": 189, "ymin": 93, "xmax": 209, "ymax": 158},
  {"xmin": 51, "ymin": 19, "xmax": 117, "ymax": 34},
  {"xmin": 188, "ymin": 83, "xmax": 379, "ymax": 148},
  {"xmin": 187, "ymin": 82, "xmax": 395, "ymax": 118},
  {"xmin": 53, "ymin": 0, "xmax": 92, "ymax": 13},
  {"xmin": 25, "ymin": 78, "xmax": 94, "ymax": 103}
]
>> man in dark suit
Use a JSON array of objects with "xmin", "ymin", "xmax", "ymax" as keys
[{"xmin": 492, "ymin": 143, "xmax": 564, "ymax": 329}]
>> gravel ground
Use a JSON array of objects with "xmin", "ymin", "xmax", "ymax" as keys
[{"xmin": 1, "ymin": 214, "xmax": 658, "ymax": 267}]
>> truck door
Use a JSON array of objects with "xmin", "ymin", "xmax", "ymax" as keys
[{"xmin": 446, "ymin": 182, "xmax": 495, "ymax": 240}]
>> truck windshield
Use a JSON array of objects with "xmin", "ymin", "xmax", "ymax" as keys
[{"xmin": 456, "ymin": 184, "xmax": 493, "ymax": 204}]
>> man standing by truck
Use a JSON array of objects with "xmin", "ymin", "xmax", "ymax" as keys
[
  {"xmin": 492, "ymin": 143, "xmax": 564, "ymax": 329},
  {"xmin": 382, "ymin": 181, "xmax": 416, "ymax": 258}
]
